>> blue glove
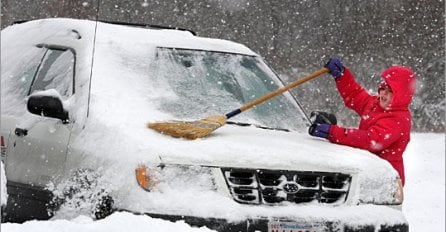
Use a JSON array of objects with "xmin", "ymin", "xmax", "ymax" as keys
[
  {"xmin": 308, "ymin": 123, "xmax": 331, "ymax": 139},
  {"xmin": 325, "ymin": 58, "xmax": 344, "ymax": 79}
]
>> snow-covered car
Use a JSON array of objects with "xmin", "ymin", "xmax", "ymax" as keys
[{"xmin": 1, "ymin": 18, "xmax": 408, "ymax": 231}]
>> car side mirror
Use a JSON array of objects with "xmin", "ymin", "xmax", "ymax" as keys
[
  {"xmin": 310, "ymin": 111, "xmax": 337, "ymax": 125},
  {"xmin": 27, "ymin": 94, "xmax": 69, "ymax": 123}
]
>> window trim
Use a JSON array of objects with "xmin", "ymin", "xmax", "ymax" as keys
[{"xmin": 28, "ymin": 44, "xmax": 77, "ymax": 96}]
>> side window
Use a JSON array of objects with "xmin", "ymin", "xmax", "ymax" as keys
[
  {"xmin": 6, "ymin": 47, "xmax": 47, "ymax": 97},
  {"xmin": 29, "ymin": 48, "xmax": 75, "ymax": 99}
]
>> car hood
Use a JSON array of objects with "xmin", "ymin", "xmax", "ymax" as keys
[
  {"xmin": 154, "ymin": 124, "xmax": 394, "ymax": 175},
  {"xmin": 73, "ymin": 113, "xmax": 397, "ymax": 180}
]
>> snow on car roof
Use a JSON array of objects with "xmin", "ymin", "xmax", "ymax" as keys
[{"xmin": 3, "ymin": 18, "xmax": 257, "ymax": 56}]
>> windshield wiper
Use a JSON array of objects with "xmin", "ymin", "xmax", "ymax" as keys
[{"xmin": 226, "ymin": 121, "xmax": 290, "ymax": 132}]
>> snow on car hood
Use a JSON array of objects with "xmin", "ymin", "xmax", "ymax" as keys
[
  {"xmin": 75, "ymin": 112, "xmax": 397, "ymax": 181},
  {"xmin": 151, "ymin": 125, "xmax": 391, "ymax": 173}
]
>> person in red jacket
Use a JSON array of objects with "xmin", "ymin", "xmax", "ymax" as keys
[{"xmin": 309, "ymin": 58, "xmax": 416, "ymax": 186}]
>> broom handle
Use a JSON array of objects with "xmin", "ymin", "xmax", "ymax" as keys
[{"xmin": 225, "ymin": 68, "xmax": 329, "ymax": 119}]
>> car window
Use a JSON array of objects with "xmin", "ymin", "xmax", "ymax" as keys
[
  {"xmin": 149, "ymin": 48, "xmax": 308, "ymax": 131},
  {"xmin": 29, "ymin": 48, "xmax": 75, "ymax": 99},
  {"xmin": 3, "ymin": 47, "xmax": 47, "ymax": 97}
]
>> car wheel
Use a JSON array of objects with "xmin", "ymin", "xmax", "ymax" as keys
[
  {"xmin": 50, "ymin": 169, "xmax": 114, "ymax": 220},
  {"xmin": 93, "ymin": 194, "xmax": 114, "ymax": 220}
]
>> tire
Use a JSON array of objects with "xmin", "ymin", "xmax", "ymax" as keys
[
  {"xmin": 51, "ymin": 169, "xmax": 115, "ymax": 220},
  {"xmin": 93, "ymin": 195, "xmax": 114, "ymax": 220}
]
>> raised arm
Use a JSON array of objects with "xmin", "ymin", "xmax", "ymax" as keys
[{"xmin": 334, "ymin": 68, "xmax": 374, "ymax": 115}]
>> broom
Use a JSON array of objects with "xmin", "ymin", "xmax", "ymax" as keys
[{"xmin": 148, "ymin": 68, "xmax": 329, "ymax": 139}]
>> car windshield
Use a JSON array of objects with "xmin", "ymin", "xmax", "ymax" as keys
[{"xmin": 149, "ymin": 48, "xmax": 308, "ymax": 131}]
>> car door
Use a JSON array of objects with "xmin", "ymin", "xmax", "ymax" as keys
[{"xmin": 5, "ymin": 46, "xmax": 75, "ymax": 189}]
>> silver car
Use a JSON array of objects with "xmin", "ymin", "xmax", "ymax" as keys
[{"xmin": 1, "ymin": 18, "xmax": 407, "ymax": 231}]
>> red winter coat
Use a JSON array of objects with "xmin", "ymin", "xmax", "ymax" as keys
[{"xmin": 328, "ymin": 66, "xmax": 416, "ymax": 186}]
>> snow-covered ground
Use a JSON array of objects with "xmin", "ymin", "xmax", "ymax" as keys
[
  {"xmin": 1, "ymin": 161, "xmax": 6, "ymax": 206},
  {"xmin": 1, "ymin": 212, "xmax": 215, "ymax": 232},
  {"xmin": 403, "ymin": 133, "xmax": 445, "ymax": 231},
  {"xmin": 1, "ymin": 133, "xmax": 444, "ymax": 231}
]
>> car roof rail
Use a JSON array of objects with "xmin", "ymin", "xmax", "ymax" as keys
[
  {"xmin": 10, "ymin": 19, "xmax": 197, "ymax": 36},
  {"xmin": 99, "ymin": 20, "xmax": 197, "ymax": 36},
  {"xmin": 12, "ymin": 20, "xmax": 31, "ymax": 25}
]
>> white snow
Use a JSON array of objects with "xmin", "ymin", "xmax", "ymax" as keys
[
  {"xmin": 1, "ymin": 162, "xmax": 6, "ymax": 206},
  {"xmin": 403, "ymin": 133, "xmax": 445, "ymax": 231},
  {"xmin": 1, "ymin": 133, "xmax": 444, "ymax": 231},
  {"xmin": 1, "ymin": 212, "xmax": 215, "ymax": 232}
]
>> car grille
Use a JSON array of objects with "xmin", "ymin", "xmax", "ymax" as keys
[{"xmin": 222, "ymin": 168, "xmax": 351, "ymax": 205}]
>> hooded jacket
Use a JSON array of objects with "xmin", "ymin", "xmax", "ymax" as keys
[{"xmin": 328, "ymin": 66, "xmax": 416, "ymax": 185}]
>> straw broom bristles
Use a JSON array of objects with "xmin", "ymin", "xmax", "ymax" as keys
[{"xmin": 147, "ymin": 115, "xmax": 227, "ymax": 139}]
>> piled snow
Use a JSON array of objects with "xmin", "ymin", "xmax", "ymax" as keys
[
  {"xmin": 1, "ymin": 162, "xmax": 6, "ymax": 206},
  {"xmin": 403, "ymin": 133, "xmax": 445, "ymax": 231},
  {"xmin": 1, "ymin": 212, "xmax": 215, "ymax": 232}
]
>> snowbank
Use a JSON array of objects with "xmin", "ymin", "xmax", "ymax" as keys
[
  {"xmin": 403, "ymin": 133, "xmax": 445, "ymax": 231},
  {"xmin": 1, "ymin": 212, "xmax": 215, "ymax": 232},
  {"xmin": 1, "ymin": 161, "xmax": 6, "ymax": 206}
]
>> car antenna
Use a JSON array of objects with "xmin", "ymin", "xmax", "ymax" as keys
[{"xmin": 86, "ymin": 0, "xmax": 101, "ymax": 117}]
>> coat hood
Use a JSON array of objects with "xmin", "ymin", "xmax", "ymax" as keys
[{"xmin": 379, "ymin": 66, "xmax": 416, "ymax": 110}]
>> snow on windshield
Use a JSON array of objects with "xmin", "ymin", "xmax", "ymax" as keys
[{"xmin": 149, "ymin": 48, "xmax": 307, "ymax": 130}]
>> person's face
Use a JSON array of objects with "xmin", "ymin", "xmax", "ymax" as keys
[{"xmin": 379, "ymin": 87, "xmax": 393, "ymax": 109}]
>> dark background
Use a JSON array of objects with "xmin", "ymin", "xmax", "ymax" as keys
[{"xmin": 1, "ymin": 0, "xmax": 444, "ymax": 132}]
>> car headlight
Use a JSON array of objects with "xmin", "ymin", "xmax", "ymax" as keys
[
  {"xmin": 359, "ymin": 176, "xmax": 404, "ymax": 205},
  {"xmin": 392, "ymin": 177, "xmax": 404, "ymax": 204},
  {"xmin": 135, "ymin": 164, "xmax": 216, "ymax": 192}
]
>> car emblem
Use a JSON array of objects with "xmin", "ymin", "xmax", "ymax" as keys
[{"xmin": 283, "ymin": 183, "xmax": 299, "ymax": 194}]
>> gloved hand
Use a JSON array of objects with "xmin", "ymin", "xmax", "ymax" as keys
[
  {"xmin": 308, "ymin": 123, "xmax": 331, "ymax": 139},
  {"xmin": 325, "ymin": 58, "xmax": 344, "ymax": 79}
]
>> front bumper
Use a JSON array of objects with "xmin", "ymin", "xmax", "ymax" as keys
[
  {"xmin": 121, "ymin": 182, "xmax": 409, "ymax": 232},
  {"xmin": 3, "ymin": 181, "xmax": 408, "ymax": 231},
  {"xmin": 130, "ymin": 211, "xmax": 409, "ymax": 232}
]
